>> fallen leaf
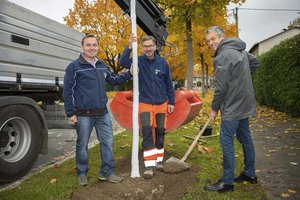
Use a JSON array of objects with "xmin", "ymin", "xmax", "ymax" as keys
[
  {"xmin": 291, "ymin": 147, "xmax": 300, "ymax": 150},
  {"xmin": 203, "ymin": 147, "xmax": 213, "ymax": 153},
  {"xmin": 268, "ymin": 149, "xmax": 278, "ymax": 153},
  {"xmin": 180, "ymin": 138, "xmax": 188, "ymax": 143},
  {"xmin": 284, "ymin": 127, "xmax": 300, "ymax": 133},
  {"xmin": 289, "ymin": 162, "xmax": 298, "ymax": 166},
  {"xmin": 53, "ymin": 156, "xmax": 66, "ymax": 161},
  {"xmin": 167, "ymin": 142, "xmax": 174, "ymax": 147},
  {"xmin": 197, "ymin": 145, "xmax": 206, "ymax": 153},
  {"xmin": 120, "ymin": 144, "xmax": 131, "ymax": 148},
  {"xmin": 288, "ymin": 189, "xmax": 296, "ymax": 194},
  {"xmin": 265, "ymin": 154, "xmax": 271, "ymax": 157},
  {"xmin": 50, "ymin": 178, "xmax": 57, "ymax": 184},
  {"xmin": 255, "ymin": 169, "xmax": 261, "ymax": 173},
  {"xmin": 281, "ymin": 193, "xmax": 290, "ymax": 198}
]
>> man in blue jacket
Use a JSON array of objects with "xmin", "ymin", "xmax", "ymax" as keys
[
  {"xmin": 204, "ymin": 26, "xmax": 259, "ymax": 192},
  {"xmin": 63, "ymin": 34, "xmax": 132, "ymax": 186},
  {"xmin": 119, "ymin": 34, "xmax": 175, "ymax": 179}
]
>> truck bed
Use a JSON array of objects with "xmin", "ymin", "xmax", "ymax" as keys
[{"xmin": 0, "ymin": 0, "xmax": 84, "ymax": 92}]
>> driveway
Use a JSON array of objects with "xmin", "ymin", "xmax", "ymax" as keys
[{"xmin": 251, "ymin": 115, "xmax": 300, "ymax": 200}]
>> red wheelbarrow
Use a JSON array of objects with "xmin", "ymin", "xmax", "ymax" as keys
[{"xmin": 110, "ymin": 90, "xmax": 203, "ymax": 133}]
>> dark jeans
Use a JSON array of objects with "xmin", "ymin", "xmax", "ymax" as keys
[
  {"xmin": 75, "ymin": 113, "xmax": 114, "ymax": 177},
  {"xmin": 220, "ymin": 118, "xmax": 256, "ymax": 184}
]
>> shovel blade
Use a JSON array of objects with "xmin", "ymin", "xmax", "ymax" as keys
[{"xmin": 164, "ymin": 156, "xmax": 191, "ymax": 174}]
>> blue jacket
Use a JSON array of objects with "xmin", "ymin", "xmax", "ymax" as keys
[
  {"xmin": 63, "ymin": 54, "xmax": 132, "ymax": 117},
  {"xmin": 119, "ymin": 47, "xmax": 175, "ymax": 105}
]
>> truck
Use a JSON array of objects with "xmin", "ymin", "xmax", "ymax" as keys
[
  {"xmin": 0, "ymin": 0, "xmax": 84, "ymax": 182},
  {"xmin": 0, "ymin": 0, "xmax": 168, "ymax": 182}
]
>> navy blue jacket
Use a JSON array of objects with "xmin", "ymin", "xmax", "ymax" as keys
[
  {"xmin": 119, "ymin": 47, "xmax": 175, "ymax": 105},
  {"xmin": 63, "ymin": 54, "xmax": 132, "ymax": 117}
]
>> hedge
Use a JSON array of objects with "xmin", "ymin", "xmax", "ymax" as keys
[{"xmin": 253, "ymin": 33, "xmax": 300, "ymax": 117}]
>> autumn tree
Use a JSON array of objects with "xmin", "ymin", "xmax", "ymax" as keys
[
  {"xmin": 156, "ymin": 0, "xmax": 244, "ymax": 89},
  {"xmin": 64, "ymin": 0, "xmax": 139, "ymax": 74}
]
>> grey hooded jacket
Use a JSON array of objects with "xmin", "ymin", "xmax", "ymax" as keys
[{"xmin": 212, "ymin": 38, "xmax": 259, "ymax": 120}]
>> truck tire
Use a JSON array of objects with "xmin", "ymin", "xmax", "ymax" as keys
[{"xmin": 0, "ymin": 105, "xmax": 42, "ymax": 182}]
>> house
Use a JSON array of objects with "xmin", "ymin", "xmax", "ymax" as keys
[
  {"xmin": 182, "ymin": 72, "xmax": 214, "ymax": 90},
  {"xmin": 249, "ymin": 26, "xmax": 300, "ymax": 56}
]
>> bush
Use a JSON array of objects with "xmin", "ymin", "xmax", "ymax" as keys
[{"xmin": 253, "ymin": 33, "xmax": 300, "ymax": 117}]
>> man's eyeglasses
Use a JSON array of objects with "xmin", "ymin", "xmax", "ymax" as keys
[{"xmin": 142, "ymin": 44, "xmax": 155, "ymax": 49}]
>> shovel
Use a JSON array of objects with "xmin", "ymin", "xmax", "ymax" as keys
[{"xmin": 164, "ymin": 117, "xmax": 211, "ymax": 173}]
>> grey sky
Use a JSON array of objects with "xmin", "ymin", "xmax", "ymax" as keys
[
  {"xmin": 8, "ymin": 0, "xmax": 300, "ymax": 50},
  {"xmin": 228, "ymin": 0, "xmax": 300, "ymax": 50}
]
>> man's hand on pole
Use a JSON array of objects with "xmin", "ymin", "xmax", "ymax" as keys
[
  {"xmin": 128, "ymin": 33, "xmax": 137, "ymax": 49},
  {"xmin": 130, "ymin": 65, "xmax": 139, "ymax": 76}
]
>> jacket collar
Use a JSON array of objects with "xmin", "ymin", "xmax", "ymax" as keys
[{"xmin": 79, "ymin": 53, "xmax": 100, "ymax": 65}]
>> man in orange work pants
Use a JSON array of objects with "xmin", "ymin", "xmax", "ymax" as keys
[
  {"xmin": 119, "ymin": 35, "xmax": 175, "ymax": 179},
  {"xmin": 139, "ymin": 102, "xmax": 168, "ymax": 178}
]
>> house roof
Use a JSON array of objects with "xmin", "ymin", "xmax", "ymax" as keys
[{"xmin": 248, "ymin": 26, "xmax": 300, "ymax": 53}]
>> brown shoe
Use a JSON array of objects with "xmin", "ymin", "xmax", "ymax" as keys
[{"xmin": 143, "ymin": 168, "xmax": 155, "ymax": 179}]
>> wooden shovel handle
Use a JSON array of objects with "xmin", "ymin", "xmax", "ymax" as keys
[{"xmin": 181, "ymin": 118, "xmax": 211, "ymax": 162}]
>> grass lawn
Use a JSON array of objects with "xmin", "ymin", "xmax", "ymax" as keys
[{"xmin": 0, "ymin": 92, "xmax": 270, "ymax": 200}]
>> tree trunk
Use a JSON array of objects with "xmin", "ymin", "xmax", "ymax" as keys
[
  {"xmin": 186, "ymin": 16, "xmax": 193, "ymax": 90},
  {"xmin": 205, "ymin": 63, "xmax": 209, "ymax": 89},
  {"xmin": 200, "ymin": 54, "xmax": 205, "ymax": 98}
]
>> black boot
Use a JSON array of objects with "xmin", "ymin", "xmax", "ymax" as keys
[{"xmin": 204, "ymin": 179, "xmax": 234, "ymax": 192}]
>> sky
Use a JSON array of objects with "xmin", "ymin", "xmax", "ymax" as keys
[{"xmin": 7, "ymin": 0, "xmax": 300, "ymax": 50}]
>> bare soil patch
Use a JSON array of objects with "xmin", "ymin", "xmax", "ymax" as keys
[{"xmin": 70, "ymin": 152, "xmax": 199, "ymax": 200}]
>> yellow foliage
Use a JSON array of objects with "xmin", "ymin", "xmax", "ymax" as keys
[
  {"xmin": 64, "ymin": 0, "xmax": 143, "ymax": 73},
  {"xmin": 157, "ymin": 0, "xmax": 242, "ymax": 81},
  {"xmin": 256, "ymin": 106, "xmax": 287, "ymax": 122}
]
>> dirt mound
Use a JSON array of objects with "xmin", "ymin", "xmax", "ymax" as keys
[{"xmin": 70, "ymin": 153, "xmax": 198, "ymax": 200}]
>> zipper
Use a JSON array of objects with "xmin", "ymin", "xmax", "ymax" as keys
[{"xmin": 94, "ymin": 65, "xmax": 102, "ymax": 109}]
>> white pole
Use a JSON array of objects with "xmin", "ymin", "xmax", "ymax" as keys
[{"xmin": 130, "ymin": 0, "xmax": 140, "ymax": 178}]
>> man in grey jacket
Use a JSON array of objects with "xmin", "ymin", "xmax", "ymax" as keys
[{"xmin": 204, "ymin": 26, "xmax": 260, "ymax": 192}]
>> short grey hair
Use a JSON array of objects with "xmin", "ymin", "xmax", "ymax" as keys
[
  {"xmin": 206, "ymin": 26, "xmax": 225, "ymax": 37},
  {"xmin": 141, "ymin": 35, "xmax": 156, "ymax": 45}
]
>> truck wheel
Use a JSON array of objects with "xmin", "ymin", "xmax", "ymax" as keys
[{"xmin": 0, "ymin": 105, "xmax": 42, "ymax": 182}]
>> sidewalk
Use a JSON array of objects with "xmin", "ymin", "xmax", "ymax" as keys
[{"xmin": 251, "ymin": 115, "xmax": 300, "ymax": 200}]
